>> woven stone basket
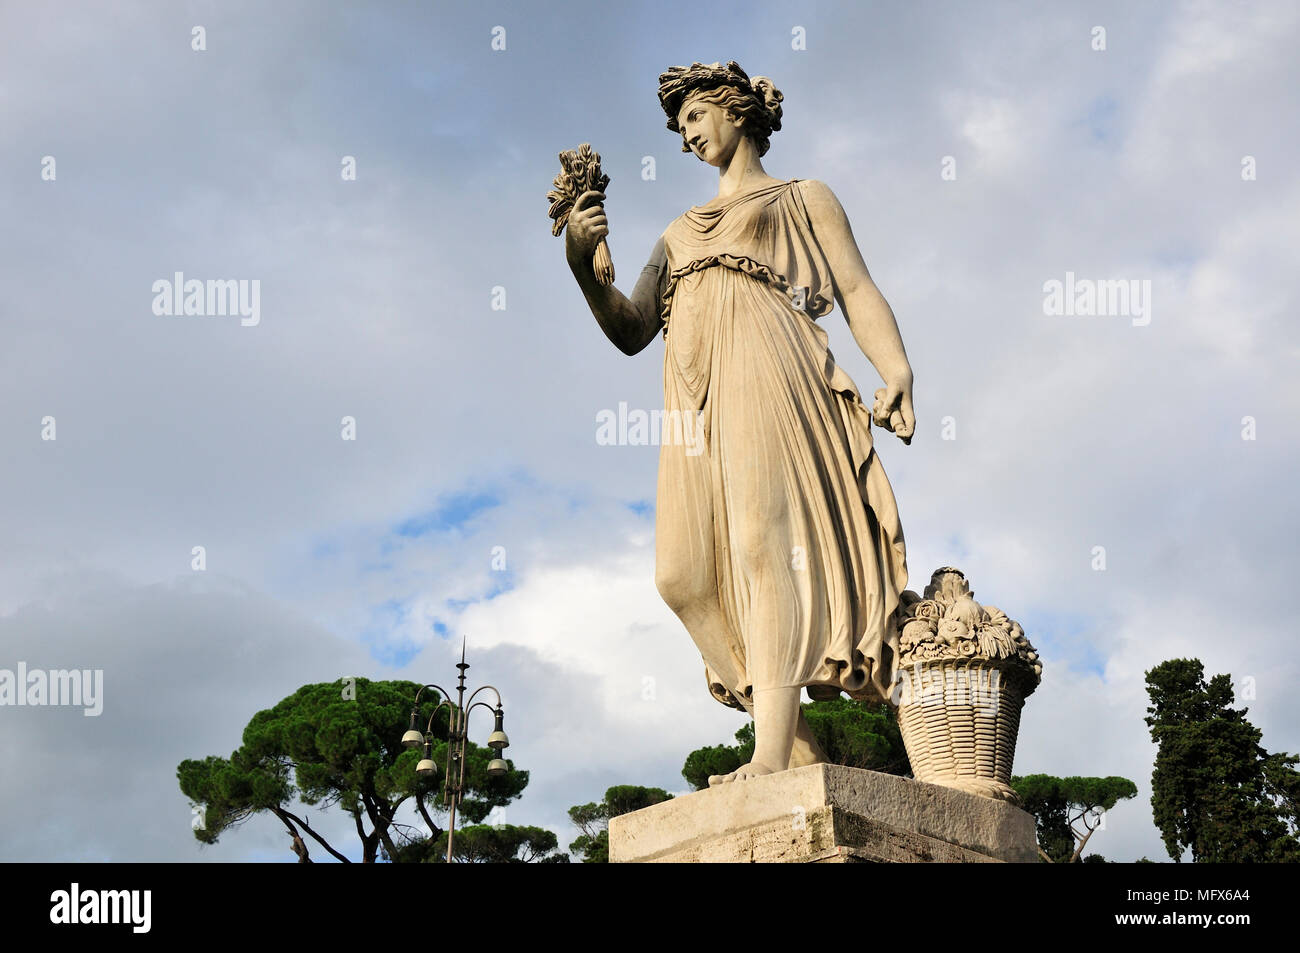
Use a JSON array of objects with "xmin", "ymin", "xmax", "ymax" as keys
[
  {"xmin": 896, "ymin": 657, "xmax": 1037, "ymax": 804},
  {"xmin": 893, "ymin": 569, "xmax": 1042, "ymax": 805}
]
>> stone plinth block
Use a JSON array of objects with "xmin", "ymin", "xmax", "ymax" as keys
[{"xmin": 608, "ymin": 764, "xmax": 1038, "ymax": 863}]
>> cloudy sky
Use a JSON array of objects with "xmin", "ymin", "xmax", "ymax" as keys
[{"xmin": 2, "ymin": 0, "xmax": 1297, "ymax": 863}]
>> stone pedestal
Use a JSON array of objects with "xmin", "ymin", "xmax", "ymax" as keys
[{"xmin": 608, "ymin": 764, "xmax": 1038, "ymax": 863}]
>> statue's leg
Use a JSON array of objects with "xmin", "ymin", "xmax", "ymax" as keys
[
  {"xmin": 655, "ymin": 404, "xmax": 755, "ymax": 714},
  {"xmin": 709, "ymin": 686, "xmax": 800, "ymax": 784},
  {"xmin": 751, "ymin": 686, "xmax": 800, "ymax": 772},
  {"xmin": 735, "ymin": 692, "xmax": 829, "ymax": 767},
  {"xmin": 709, "ymin": 689, "xmax": 827, "ymax": 784},
  {"xmin": 789, "ymin": 709, "xmax": 829, "ymax": 768}
]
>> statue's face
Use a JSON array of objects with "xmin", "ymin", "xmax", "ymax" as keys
[{"xmin": 677, "ymin": 93, "xmax": 745, "ymax": 167}]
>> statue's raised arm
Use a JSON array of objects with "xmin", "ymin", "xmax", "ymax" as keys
[{"xmin": 564, "ymin": 189, "xmax": 665, "ymax": 356}]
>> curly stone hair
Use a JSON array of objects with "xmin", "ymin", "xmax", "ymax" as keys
[{"xmin": 658, "ymin": 60, "xmax": 784, "ymax": 158}]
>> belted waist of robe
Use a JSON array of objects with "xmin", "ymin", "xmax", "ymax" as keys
[{"xmin": 658, "ymin": 253, "xmax": 834, "ymax": 338}]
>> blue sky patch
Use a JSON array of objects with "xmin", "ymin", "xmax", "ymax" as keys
[
  {"xmin": 395, "ymin": 490, "xmax": 501, "ymax": 538},
  {"xmin": 1083, "ymin": 95, "xmax": 1119, "ymax": 145},
  {"xmin": 1016, "ymin": 607, "xmax": 1110, "ymax": 679}
]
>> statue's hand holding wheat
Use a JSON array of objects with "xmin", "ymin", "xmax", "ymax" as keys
[{"xmin": 548, "ymin": 144, "xmax": 614, "ymax": 285}]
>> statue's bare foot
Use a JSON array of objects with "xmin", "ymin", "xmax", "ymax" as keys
[{"xmin": 707, "ymin": 761, "xmax": 777, "ymax": 786}]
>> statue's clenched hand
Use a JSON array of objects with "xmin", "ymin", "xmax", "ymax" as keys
[
  {"xmin": 873, "ymin": 376, "xmax": 915, "ymax": 445},
  {"xmin": 566, "ymin": 190, "xmax": 608, "ymax": 263}
]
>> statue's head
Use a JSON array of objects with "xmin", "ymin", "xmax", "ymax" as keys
[{"xmin": 658, "ymin": 61, "xmax": 784, "ymax": 163}]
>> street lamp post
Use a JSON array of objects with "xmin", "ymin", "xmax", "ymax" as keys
[{"xmin": 401, "ymin": 641, "xmax": 509, "ymax": 863}]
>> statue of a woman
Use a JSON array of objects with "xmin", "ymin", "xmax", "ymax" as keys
[{"xmin": 566, "ymin": 61, "xmax": 915, "ymax": 784}]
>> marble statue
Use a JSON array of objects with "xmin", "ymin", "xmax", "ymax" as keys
[{"xmin": 564, "ymin": 61, "xmax": 915, "ymax": 785}]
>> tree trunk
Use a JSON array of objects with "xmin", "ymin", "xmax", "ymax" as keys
[
  {"xmin": 361, "ymin": 790, "xmax": 400, "ymax": 861},
  {"xmin": 415, "ymin": 792, "xmax": 443, "ymax": 840},
  {"xmin": 281, "ymin": 808, "xmax": 351, "ymax": 863},
  {"xmin": 272, "ymin": 807, "xmax": 312, "ymax": 863}
]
